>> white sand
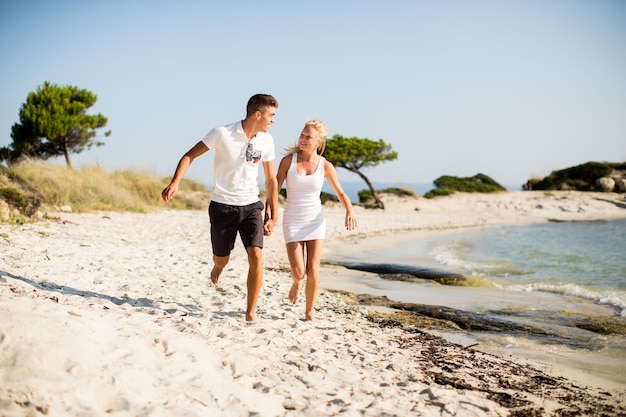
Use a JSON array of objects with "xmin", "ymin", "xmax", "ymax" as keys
[{"xmin": 1, "ymin": 191, "xmax": 625, "ymax": 416}]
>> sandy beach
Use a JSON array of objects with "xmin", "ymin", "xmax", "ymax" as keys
[{"xmin": 1, "ymin": 190, "xmax": 626, "ymax": 416}]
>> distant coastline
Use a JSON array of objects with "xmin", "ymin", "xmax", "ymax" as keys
[{"xmin": 322, "ymin": 181, "xmax": 522, "ymax": 202}]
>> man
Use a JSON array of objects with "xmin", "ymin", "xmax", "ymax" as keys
[{"xmin": 161, "ymin": 94, "xmax": 279, "ymax": 322}]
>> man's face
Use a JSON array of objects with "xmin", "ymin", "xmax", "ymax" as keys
[{"xmin": 258, "ymin": 106, "xmax": 276, "ymax": 132}]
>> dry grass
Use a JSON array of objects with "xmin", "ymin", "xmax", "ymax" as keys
[{"xmin": 0, "ymin": 161, "xmax": 211, "ymax": 222}]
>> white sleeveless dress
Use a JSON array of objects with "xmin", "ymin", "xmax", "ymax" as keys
[{"xmin": 282, "ymin": 153, "xmax": 326, "ymax": 243}]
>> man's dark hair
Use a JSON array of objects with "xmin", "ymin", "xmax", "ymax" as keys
[{"xmin": 246, "ymin": 94, "xmax": 278, "ymax": 117}]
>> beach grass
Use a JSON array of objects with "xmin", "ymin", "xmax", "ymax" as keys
[{"xmin": 0, "ymin": 161, "xmax": 211, "ymax": 221}]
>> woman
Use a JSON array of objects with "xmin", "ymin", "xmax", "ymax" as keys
[{"xmin": 276, "ymin": 119, "xmax": 357, "ymax": 320}]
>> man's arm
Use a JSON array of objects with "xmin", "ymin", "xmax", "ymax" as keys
[
  {"xmin": 262, "ymin": 159, "xmax": 278, "ymax": 235},
  {"xmin": 161, "ymin": 141, "xmax": 209, "ymax": 202}
]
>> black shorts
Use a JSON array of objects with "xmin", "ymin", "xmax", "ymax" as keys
[{"xmin": 208, "ymin": 200, "xmax": 264, "ymax": 257}]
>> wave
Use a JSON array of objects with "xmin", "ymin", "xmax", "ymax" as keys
[
  {"xmin": 509, "ymin": 282, "xmax": 626, "ymax": 317},
  {"xmin": 430, "ymin": 240, "xmax": 533, "ymax": 277},
  {"xmin": 430, "ymin": 239, "xmax": 626, "ymax": 317}
]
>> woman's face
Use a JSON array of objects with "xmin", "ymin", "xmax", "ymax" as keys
[{"xmin": 298, "ymin": 125, "xmax": 320, "ymax": 151}]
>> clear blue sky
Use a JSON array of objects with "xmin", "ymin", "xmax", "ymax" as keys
[{"xmin": 2, "ymin": 0, "xmax": 625, "ymax": 189}]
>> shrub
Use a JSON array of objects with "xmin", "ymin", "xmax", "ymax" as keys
[
  {"xmin": 358, "ymin": 187, "xmax": 417, "ymax": 203},
  {"xmin": 424, "ymin": 173, "xmax": 506, "ymax": 198},
  {"xmin": 382, "ymin": 187, "xmax": 418, "ymax": 197},
  {"xmin": 424, "ymin": 188, "xmax": 455, "ymax": 199},
  {"xmin": 433, "ymin": 173, "xmax": 506, "ymax": 193},
  {"xmin": 280, "ymin": 188, "xmax": 339, "ymax": 205},
  {"xmin": 357, "ymin": 189, "xmax": 372, "ymax": 203},
  {"xmin": 0, "ymin": 186, "xmax": 41, "ymax": 217},
  {"xmin": 529, "ymin": 161, "xmax": 622, "ymax": 191},
  {"xmin": 320, "ymin": 191, "xmax": 339, "ymax": 204}
]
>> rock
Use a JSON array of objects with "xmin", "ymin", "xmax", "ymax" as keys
[
  {"xmin": 614, "ymin": 177, "xmax": 626, "ymax": 193},
  {"xmin": 596, "ymin": 177, "xmax": 615, "ymax": 192},
  {"xmin": 326, "ymin": 261, "xmax": 468, "ymax": 285}
]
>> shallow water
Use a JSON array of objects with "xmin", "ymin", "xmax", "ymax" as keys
[
  {"xmin": 429, "ymin": 219, "xmax": 626, "ymax": 314},
  {"xmin": 326, "ymin": 219, "xmax": 626, "ymax": 385}
]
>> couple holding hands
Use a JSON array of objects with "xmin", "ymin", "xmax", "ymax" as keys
[{"xmin": 161, "ymin": 94, "xmax": 357, "ymax": 322}]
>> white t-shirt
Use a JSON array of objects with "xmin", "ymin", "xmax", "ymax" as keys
[{"xmin": 202, "ymin": 121, "xmax": 275, "ymax": 206}]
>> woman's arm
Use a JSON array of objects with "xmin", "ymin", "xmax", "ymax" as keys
[{"xmin": 324, "ymin": 160, "xmax": 357, "ymax": 231}]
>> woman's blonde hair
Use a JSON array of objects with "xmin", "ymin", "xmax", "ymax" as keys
[{"xmin": 284, "ymin": 119, "xmax": 328, "ymax": 155}]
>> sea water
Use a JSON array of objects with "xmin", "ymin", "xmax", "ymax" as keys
[
  {"xmin": 332, "ymin": 219, "xmax": 626, "ymax": 385},
  {"xmin": 430, "ymin": 219, "xmax": 626, "ymax": 316}
]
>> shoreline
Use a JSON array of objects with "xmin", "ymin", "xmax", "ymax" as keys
[
  {"xmin": 318, "ymin": 192, "xmax": 626, "ymax": 393},
  {"xmin": 1, "ymin": 191, "xmax": 626, "ymax": 416}
]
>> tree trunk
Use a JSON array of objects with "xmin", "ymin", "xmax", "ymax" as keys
[
  {"xmin": 63, "ymin": 139, "xmax": 73, "ymax": 169},
  {"xmin": 354, "ymin": 170, "xmax": 384, "ymax": 209}
]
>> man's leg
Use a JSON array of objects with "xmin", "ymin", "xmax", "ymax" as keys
[
  {"xmin": 209, "ymin": 201, "xmax": 237, "ymax": 285},
  {"xmin": 211, "ymin": 255, "xmax": 229, "ymax": 285},
  {"xmin": 245, "ymin": 246, "xmax": 263, "ymax": 322}
]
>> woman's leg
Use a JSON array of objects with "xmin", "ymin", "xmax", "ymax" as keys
[
  {"xmin": 304, "ymin": 239, "xmax": 324, "ymax": 320},
  {"xmin": 285, "ymin": 241, "xmax": 305, "ymax": 304}
]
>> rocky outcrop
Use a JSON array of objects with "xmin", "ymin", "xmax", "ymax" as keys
[
  {"xmin": 525, "ymin": 162, "xmax": 626, "ymax": 193},
  {"xmin": 597, "ymin": 170, "xmax": 626, "ymax": 192}
]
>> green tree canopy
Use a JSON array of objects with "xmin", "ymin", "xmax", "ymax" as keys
[
  {"xmin": 324, "ymin": 134, "xmax": 398, "ymax": 209},
  {"xmin": 1, "ymin": 81, "xmax": 111, "ymax": 169}
]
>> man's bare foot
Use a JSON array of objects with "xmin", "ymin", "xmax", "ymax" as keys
[
  {"xmin": 210, "ymin": 265, "xmax": 223, "ymax": 285},
  {"xmin": 288, "ymin": 281, "xmax": 301, "ymax": 305}
]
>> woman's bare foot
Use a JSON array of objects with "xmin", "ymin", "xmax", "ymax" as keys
[
  {"xmin": 304, "ymin": 312, "xmax": 314, "ymax": 321},
  {"xmin": 288, "ymin": 281, "xmax": 301, "ymax": 305},
  {"xmin": 210, "ymin": 265, "xmax": 224, "ymax": 285}
]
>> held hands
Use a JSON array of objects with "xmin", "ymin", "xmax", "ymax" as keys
[{"xmin": 263, "ymin": 217, "xmax": 277, "ymax": 236}]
